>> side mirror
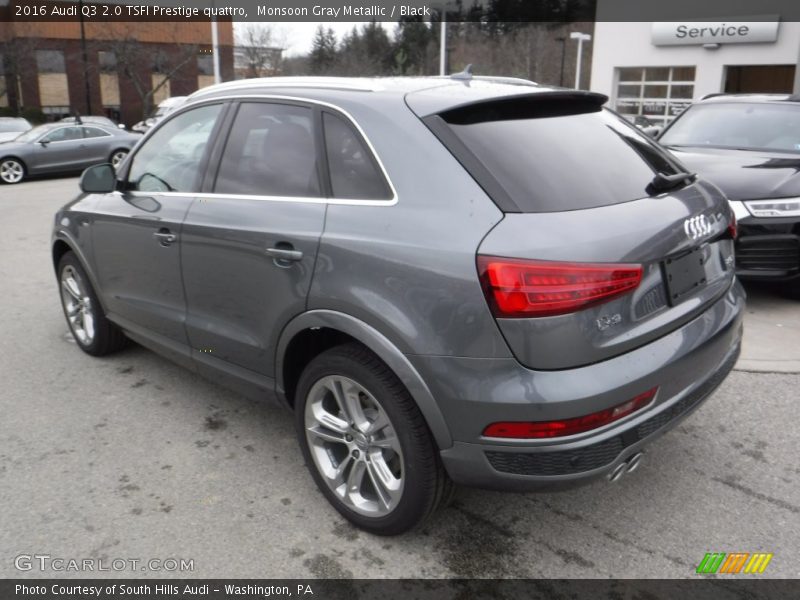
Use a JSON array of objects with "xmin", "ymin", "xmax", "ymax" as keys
[
  {"xmin": 80, "ymin": 163, "xmax": 116, "ymax": 193},
  {"xmin": 39, "ymin": 140, "xmax": 49, "ymax": 147}
]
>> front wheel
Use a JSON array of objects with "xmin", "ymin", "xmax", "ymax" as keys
[
  {"xmin": 110, "ymin": 149, "xmax": 129, "ymax": 169},
  {"xmin": 0, "ymin": 158, "xmax": 25, "ymax": 184},
  {"xmin": 58, "ymin": 252, "xmax": 127, "ymax": 356},
  {"xmin": 295, "ymin": 343, "xmax": 453, "ymax": 535}
]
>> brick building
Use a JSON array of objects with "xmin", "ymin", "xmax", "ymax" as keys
[{"xmin": 0, "ymin": 17, "xmax": 234, "ymax": 126}]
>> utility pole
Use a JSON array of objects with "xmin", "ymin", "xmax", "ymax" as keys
[
  {"xmin": 78, "ymin": 0, "xmax": 92, "ymax": 113},
  {"xmin": 556, "ymin": 36, "xmax": 566, "ymax": 86}
]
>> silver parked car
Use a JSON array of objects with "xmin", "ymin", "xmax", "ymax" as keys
[
  {"xmin": 60, "ymin": 115, "xmax": 127, "ymax": 130},
  {"xmin": 0, "ymin": 122, "xmax": 140, "ymax": 184},
  {"xmin": 52, "ymin": 76, "xmax": 744, "ymax": 534},
  {"xmin": 0, "ymin": 117, "xmax": 33, "ymax": 143}
]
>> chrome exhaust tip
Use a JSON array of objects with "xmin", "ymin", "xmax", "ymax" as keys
[
  {"xmin": 626, "ymin": 452, "xmax": 644, "ymax": 474},
  {"xmin": 608, "ymin": 462, "xmax": 627, "ymax": 482}
]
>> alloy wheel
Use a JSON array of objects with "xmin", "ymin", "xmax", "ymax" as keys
[
  {"xmin": 0, "ymin": 159, "xmax": 24, "ymax": 184},
  {"xmin": 110, "ymin": 151, "xmax": 128, "ymax": 168},
  {"xmin": 304, "ymin": 375, "xmax": 404, "ymax": 517},
  {"xmin": 60, "ymin": 265, "xmax": 96, "ymax": 346}
]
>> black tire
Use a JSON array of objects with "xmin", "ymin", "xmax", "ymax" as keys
[
  {"xmin": 57, "ymin": 251, "xmax": 127, "ymax": 356},
  {"xmin": 295, "ymin": 343, "xmax": 453, "ymax": 535}
]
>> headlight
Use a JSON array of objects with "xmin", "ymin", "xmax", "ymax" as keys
[{"xmin": 744, "ymin": 198, "xmax": 800, "ymax": 218}]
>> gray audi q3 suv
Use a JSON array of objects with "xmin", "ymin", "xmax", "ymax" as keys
[{"xmin": 52, "ymin": 76, "xmax": 745, "ymax": 535}]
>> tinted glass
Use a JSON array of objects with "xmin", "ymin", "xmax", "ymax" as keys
[
  {"xmin": 43, "ymin": 127, "xmax": 82, "ymax": 142},
  {"xmin": 323, "ymin": 112, "xmax": 391, "ymax": 200},
  {"xmin": 660, "ymin": 102, "xmax": 800, "ymax": 153},
  {"xmin": 215, "ymin": 102, "xmax": 320, "ymax": 197},
  {"xmin": 441, "ymin": 100, "xmax": 679, "ymax": 212},
  {"xmin": 82, "ymin": 126, "xmax": 110, "ymax": 139},
  {"xmin": 128, "ymin": 103, "xmax": 222, "ymax": 193}
]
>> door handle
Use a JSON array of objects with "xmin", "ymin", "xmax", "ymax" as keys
[
  {"xmin": 266, "ymin": 246, "xmax": 303, "ymax": 263},
  {"xmin": 153, "ymin": 229, "xmax": 177, "ymax": 246}
]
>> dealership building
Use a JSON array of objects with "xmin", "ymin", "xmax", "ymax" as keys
[{"xmin": 591, "ymin": 18, "xmax": 800, "ymax": 128}]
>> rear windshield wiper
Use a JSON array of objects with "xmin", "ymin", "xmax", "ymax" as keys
[{"xmin": 648, "ymin": 171, "xmax": 696, "ymax": 193}]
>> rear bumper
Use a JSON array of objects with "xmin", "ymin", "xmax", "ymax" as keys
[{"xmin": 410, "ymin": 279, "xmax": 745, "ymax": 491}]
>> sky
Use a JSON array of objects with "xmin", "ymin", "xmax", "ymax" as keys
[{"xmin": 236, "ymin": 22, "xmax": 395, "ymax": 57}]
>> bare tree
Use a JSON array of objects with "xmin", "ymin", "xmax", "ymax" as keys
[
  {"xmin": 101, "ymin": 24, "xmax": 198, "ymax": 119},
  {"xmin": 236, "ymin": 24, "xmax": 285, "ymax": 78},
  {"xmin": 0, "ymin": 37, "xmax": 40, "ymax": 109}
]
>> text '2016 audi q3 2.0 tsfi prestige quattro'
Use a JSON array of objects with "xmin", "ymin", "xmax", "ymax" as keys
[{"xmin": 53, "ymin": 76, "xmax": 744, "ymax": 535}]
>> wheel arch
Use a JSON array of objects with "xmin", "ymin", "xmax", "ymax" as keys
[
  {"xmin": 276, "ymin": 310, "xmax": 453, "ymax": 451},
  {"xmin": 109, "ymin": 147, "xmax": 129, "ymax": 160},
  {"xmin": 51, "ymin": 233, "xmax": 108, "ymax": 313}
]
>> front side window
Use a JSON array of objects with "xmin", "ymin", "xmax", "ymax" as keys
[
  {"xmin": 42, "ymin": 126, "xmax": 82, "ymax": 143},
  {"xmin": 323, "ymin": 112, "xmax": 391, "ymax": 200},
  {"xmin": 127, "ymin": 103, "xmax": 222, "ymax": 193},
  {"xmin": 214, "ymin": 102, "xmax": 321, "ymax": 197}
]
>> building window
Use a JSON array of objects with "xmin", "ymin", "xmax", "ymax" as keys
[
  {"xmin": 197, "ymin": 54, "xmax": 215, "ymax": 90},
  {"xmin": 42, "ymin": 106, "xmax": 70, "ymax": 120},
  {"xmin": 36, "ymin": 50, "xmax": 66, "ymax": 73},
  {"xmin": 615, "ymin": 66, "xmax": 696, "ymax": 127},
  {"xmin": 98, "ymin": 51, "xmax": 120, "ymax": 109},
  {"xmin": 37, "ymin": 50, "xmax": 69, "ymax": 118}
]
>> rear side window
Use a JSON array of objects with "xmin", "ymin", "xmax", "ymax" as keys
[
  {"xmin": 82, "ymin": 126, "xmax": 110, "ymax": 138},
  {"xmin": 323, "ymin": 112, "xmax": 392, "ymax": 200},
  {"xmin": 437, "ymin": 97, "xmax": 680, "ymax": 212},
  {"xmin": 214, "ymin": 102, "xmax": 321, "ymax": 198}
]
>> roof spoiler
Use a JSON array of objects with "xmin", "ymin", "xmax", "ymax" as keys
[{"xmin": 438, "ymin": 90, "xmax": 609, "ymax": 123}]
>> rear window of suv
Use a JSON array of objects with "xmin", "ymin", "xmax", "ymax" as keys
[{"xmin": 433, "ymin": 96, "xmax": 680, "ymax": 213}]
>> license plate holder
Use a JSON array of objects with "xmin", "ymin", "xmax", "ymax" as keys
[{"xmin": 664, "ymin": 247, "xmax": 707, "ymax": 305}]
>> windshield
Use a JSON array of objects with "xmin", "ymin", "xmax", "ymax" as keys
[
  {"xmin": 660, "ymin": 102, "xmax": 800, "ymax": 153},
  {"xmin": 13, "ymin": 125, "xmax": 52, "ymax": 143}
]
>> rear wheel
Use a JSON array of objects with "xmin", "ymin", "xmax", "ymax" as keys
[
  {"xmin": 0, "ymin": 158, "xmax": 25, "ymax": 184},
  {"xmin": 295, "ymin": 343, "xmax": 453, "ymax": 535},
  {"xmin": 58, "ymin": 252, "xmax": 127, "ymax": 356}
]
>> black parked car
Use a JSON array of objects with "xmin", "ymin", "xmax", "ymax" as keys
[{"xmin": 659, "ymin": 94, "xmax": 800, "ymax": 294}]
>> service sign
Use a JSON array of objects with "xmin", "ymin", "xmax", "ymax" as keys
[{"xmin": 652, "ymin": 19, "xmax": 779, "ymax": 46}]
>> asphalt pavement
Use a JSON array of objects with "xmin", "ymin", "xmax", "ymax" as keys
[{"xmin": 1, "ymin": 177, "xmax": 798, "ymax": 578}]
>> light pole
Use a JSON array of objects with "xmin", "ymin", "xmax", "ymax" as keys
[
  {"xmin": 439, "ymin": 11, "xmax": 447, "ymax": 76},
  {"xmin": 570, "ymin": 32, "xmax": 591, "ymax": 89},
  {"xmin": 211, "ymin": 1, "xmax": 221, "ymax": 84}
]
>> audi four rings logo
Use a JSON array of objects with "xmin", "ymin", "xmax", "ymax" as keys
[{"xmin": 684, "ymin": 215, "xmax": 712, "ymax": 240}]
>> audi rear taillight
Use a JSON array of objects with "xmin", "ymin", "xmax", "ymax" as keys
[
  {"xmin": 483, "ymin": 388, "xmax": 658, "ymax": 439},
  {"xmin": 728, "ymin": 211, "xmax": 737, "ymax": 240},
  {"xmin": 477, "ymin": 256, "xmax": 643, "ymax": 318}
]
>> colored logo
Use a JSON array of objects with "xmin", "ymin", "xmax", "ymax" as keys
[{"xmin": 696, "ymin": 552, "xmax": 773, "ymax": 574}]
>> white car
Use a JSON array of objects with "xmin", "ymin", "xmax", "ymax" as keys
[{"xmin": 131, "ymin": 96, "xmax": 188, "ymax": 134}]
